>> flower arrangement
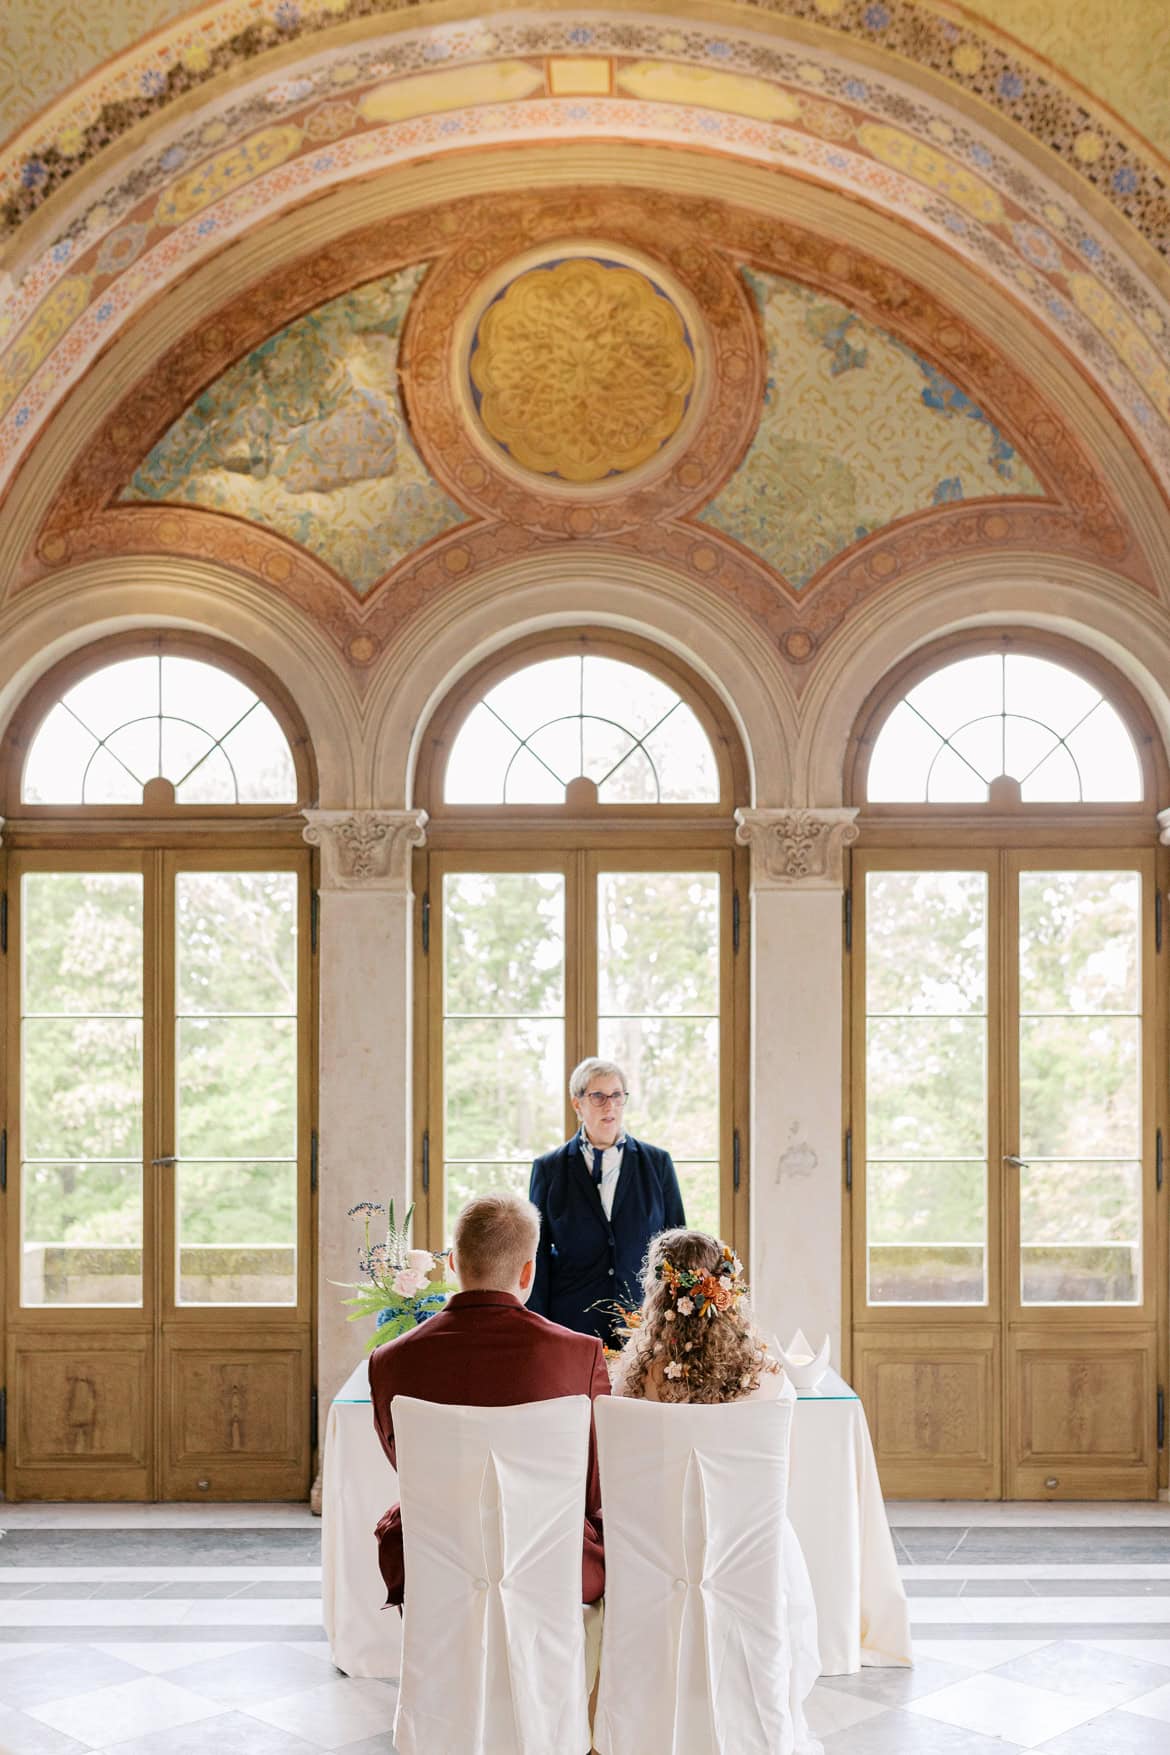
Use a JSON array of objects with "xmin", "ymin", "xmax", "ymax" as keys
[{"xmin": 337, "ymin": 1200, "xmax": 455, "ymax": 1350}]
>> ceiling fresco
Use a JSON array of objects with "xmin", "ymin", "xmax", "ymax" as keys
[
  {"xmin": 124, "ymin": 263, "xmax": 465, "ymax": 591},
  {"xmin": 700, "ymin": 268, "xmax": 1042, "ymax": 585},
  {"xmin": 24, "ymin": 187, "xmax": 1142, "ymax": 685},
  {"xmin": 0, "ymin": 12, "xmax": 1166, "ymax": 517}
]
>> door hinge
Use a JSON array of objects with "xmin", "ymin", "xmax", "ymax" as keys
[
  {"xmin": 310, "ymin": 1129, "xmax": 319, "ymax": 1194},
  {"xmin": 732, "ymin": 1129, "xmax": 741, "ymax": 1193},
  {"xmin": 310, "ymin": 1387, "xmax": 319, "ymax": 1453},
  {"xmin": 843, "ymin": 887, "xmax": 853, "ymax": 952},
  {"xmin": 1158, "ymin": 1128, "xmax": 1164, "ymax": 1194},
  {"xmin": 421, "ymin": 890, "xmax": 430, "ymax": 955},
  {"xmin": 732, "ymin": 889, "xmax": 740, "ymax": 955},
  {"xmin": 844, "ymin": 1127, "xmax": 853, "ymax": 1193},
  {"xmin": 1156, "ymin": 889, "xmax": 1163, "ymax": 954},
  {"xmin": 310, "ymin": 889, "xmax": 320, "ymax": 955},
  {"xmin": 421, "ymin": 1129, "xmax": 430, "ymax": 1194},
  {"xmin": 1, "ymin": 889, "xmax": 7, "ymax": 954},
  {"xmin": 1158, "ymin": 1386, "xmax": 1165, "ymax": 1451},
  {"xmin": 0, "ymin": 1388, "xmax": 6, "ymax": 1451},
  {"xmin": 0, "ymin": 1127, "xmax": 6, "ymax": 1193}
]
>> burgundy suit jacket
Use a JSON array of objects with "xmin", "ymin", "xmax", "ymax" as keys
[{"xmin": 368, "ymin": 1289, "xmax": 610, "ymax": 1606}]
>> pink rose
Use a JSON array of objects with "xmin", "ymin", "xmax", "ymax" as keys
[
  {"xmin": 392, "ymin": 1268, "xmax": 428, "ymax": 1298},
  {"xmin": 407, "ymin": 1249, "xmax": 434, "ymax": 1278}
]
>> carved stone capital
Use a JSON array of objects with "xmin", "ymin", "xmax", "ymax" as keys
[
  {"xmin": 734, "ymin": 807, "xmax": 859, "ymax": 890},
  {"xmin": 301, "ymin": 810, "xmax": 428, "ymax": 891}
]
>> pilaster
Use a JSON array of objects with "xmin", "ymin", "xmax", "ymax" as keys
[{"xmin": 733, "ymin": 807, "xmax": 859, "ymax": 1368}]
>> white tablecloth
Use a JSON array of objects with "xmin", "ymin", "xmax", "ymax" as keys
[{"xmin": 321, "ymin": 1359, "xmax": 911, "ymax": 1681}]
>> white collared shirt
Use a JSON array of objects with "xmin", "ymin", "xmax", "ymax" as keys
[{"xmin": 580, "ymin": 1129, "xmax": 625, "ymax": 1221}]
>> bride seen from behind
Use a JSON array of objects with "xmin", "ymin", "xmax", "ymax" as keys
[
  {"xmin": 610, "ymin": 1227, "xmax": 824, "ymax": 1754},
  {"xmin": 611, "ymin": 1227, "xmax": 782, "ymax": 1404}
]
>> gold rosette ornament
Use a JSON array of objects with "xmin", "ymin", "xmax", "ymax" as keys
[{"xmin": 470, "ymin": 258, "xmax": 695, "ymax": 483}]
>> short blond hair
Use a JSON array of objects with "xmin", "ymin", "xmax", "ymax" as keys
[{"xmin": 452, "ymin": 1192, "xmax": 540, "ymax": 1288}]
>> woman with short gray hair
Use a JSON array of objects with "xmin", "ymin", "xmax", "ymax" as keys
[{"xmin": 527, "ymin": 1056, "xmax": 686, "ymax": 1345}]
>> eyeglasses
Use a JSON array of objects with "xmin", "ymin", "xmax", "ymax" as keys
[{"xmin": 582, "ymin": 1090, "xmax": 628, "ymax": 1109}]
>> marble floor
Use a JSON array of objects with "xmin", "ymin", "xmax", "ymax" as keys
[{"xmin": 1, "ymin": 1502, "xmax": 1170, "ymax": 1751}]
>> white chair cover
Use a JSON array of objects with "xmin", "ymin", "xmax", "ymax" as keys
[
  {"xmin": 391, "ymin": 1394, "xmax": 594, "ymax": 1755},
  {"xmin": 593, "ymin": 1395, "xmax": 802, "ymax": 1755}
]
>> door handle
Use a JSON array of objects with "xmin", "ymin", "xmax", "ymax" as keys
[
  {"xmin": 151, "ymin": 1156, "xmax": 177, "ymax": 1166},
  {"xmin": 1003, "ymin": 1154, "xmax": 1028, "ymax": 1169}
]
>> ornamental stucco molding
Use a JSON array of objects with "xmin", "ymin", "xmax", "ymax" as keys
[
  {"xmin": 301, "ymin": 809, "xmax": 427, "ymax": 891},
  {"xmin": 1157, "ymin": 808, "xmax": 1170, "ymax": 847},
  {"xmin": 734, "ymin": 807, "xmax": 859, "ymax": 890}
]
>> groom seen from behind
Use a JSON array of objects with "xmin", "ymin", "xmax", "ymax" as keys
[{"xmin": 368, "ymin": 1190, "xmax": 610, "ymax": 1607}]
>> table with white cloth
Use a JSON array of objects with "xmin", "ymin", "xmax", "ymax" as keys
[{"xmin": 321, "ymin": 1358, "xmax": 911, "ymax": 1681}]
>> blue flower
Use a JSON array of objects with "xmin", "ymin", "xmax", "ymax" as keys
[
  {"xmin": 161, "ymin": 145, "xmax": 186, "ymax": 171},
  {"xmin": 438, "ymin": 117, "xmax": 461, "ymax": 133},
  {"xmin": 998, "ymin": 71, "xmax": 1023, "ymax": 100},
  {"xmin": 95, "ymin": 300, "xmax": 114, "ymax": 322},
  {"xmin": 422, "ymin": 39, "xmax": 449, "ymax": 61},
  {"xmin": 20, "ymin": 158, "xmax": 47, "ymax": 189},
  {"xmin": 274, "ymin": 0, "xmax": 300, "ymax": 30},
  {"xmin": 196, "ymin": 216, "xmax": 217, "ymax": 236},
  {"xmin": 51, "ymin": 239, "xmax": 74, "ymax": 263},
  {"xmin": 1112, "ymin": 165, "xmax": 1138, "ymax": 195},
  {"xmin": 568, "ymin": 26, "xmax": 593, "ymax": 45},
  {"xmin": 706, "ymin": 40, "xmax": 733, "ymax": 58},
  {"xmin": 312, "ymin": 153, "xmax": 335, "ymax": 171},
  {"xmin": 863, "ymin": 5, "xmax": 890, "ymax": 29},
  {"xmin": 140, "ymin": 68, "xmax": 166, "ymax": 97},
  {"xmin": 968, "ymin": 142, "xmax": 993, "ymax": 169},
  {"xmin": 844, "ymin": 79, "xmax": 868, "ymax": 102},
  {"xmin": 698, "ymin": 115, "xmax": 722, "ymax": 133},
  {"xmin": 826, "ymin": 151, "xmax": 848, "ymax": 169},
  {"xmin": 14, "ymin": 406, "xmax": 31, "ymax": 429},
  {"xmin": 942, "ymin": 211, "xmax": 968, "ymax": 234},
  {"xmin": 1046, "ymin": 296, "xmax": 1070, "ymax": 323},
  {"xmin": 1079, "ymin": 235, "xmax": 1103, "ymax": 262}
]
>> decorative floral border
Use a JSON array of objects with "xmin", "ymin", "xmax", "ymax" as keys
[
  {"xmin": 2, "ymin": 2, "xmax": 1166, "ymax": 251},
  {"xmin": 0, "ymin": 17, "xmax": 1166, "ymax": 511}
]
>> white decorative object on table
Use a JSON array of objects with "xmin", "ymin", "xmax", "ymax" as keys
[{"xmin": 776, "ymin": 1329, "xmax": 831, "ymax": 1391}]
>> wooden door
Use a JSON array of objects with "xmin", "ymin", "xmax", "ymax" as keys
[
  {"xmin": 851, "ymin": 849, "xmax": 1160, "ymax": 1499},
  {"xmin": 4, "ymin": 849, "xmax": 313, "ymax": 1500},
  {"xmin": 419, "ymin": 847, "xmax": 744, "ymax": 1255}
]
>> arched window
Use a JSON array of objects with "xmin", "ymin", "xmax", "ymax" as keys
[
  {"xmin": 864, "ymin": 651, "xmax": 1142, "ymax": 804},
  {"xmin": 416, "ymin": 634, "xmax": 747, "ymax": 1257},
  {"xmin": 444, "ymin": 654, "xmax": 719, "ymax": 805},
  {"xmin": 1, "ymin": 634, "xmax": 315, "ymax": 1503},
  {"xmin": 9, "ymin": 636, "xmax": 311, "ymax": 813},
  {"xmin": 846, "ymin": 634, "xmax": 1164, "ymax": 1503}
]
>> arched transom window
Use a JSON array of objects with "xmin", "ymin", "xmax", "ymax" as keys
[
  {"xmin": 22, "ymin": 653, "xmax": 298, "ymax": 806},
  {"xmin": 445, "ymin": 654, "xmax": 719, "ymax": 805},
  {"xmin": 866, "ymin": 652, "xmax": 1142, "ymax": 804}
]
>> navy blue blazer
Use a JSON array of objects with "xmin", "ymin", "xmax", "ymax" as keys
[{"xmin": 528, "ymin": 1133, "xmax": 686, "ymax": 1345}]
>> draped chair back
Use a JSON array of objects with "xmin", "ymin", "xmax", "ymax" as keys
[
  {"xmin": 593, "ymin": 1395, "xmax": 797, "ymax": 1755},
  {"xmin": 391, "ymin": 1394, "xmax": 594, "ymax": 1755}
]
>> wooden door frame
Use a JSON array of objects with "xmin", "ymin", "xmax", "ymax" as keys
[
  {"xmin": 847, "ymin": 839, "xmax": 1166, "ymax": 1499},
  {"xmin": 3, "ymin": 841, "xmax": 316, "ymax": 1501},
  {"xmin": 416, "ymin": 839, "xmax": 748, "ymax": 1262}
]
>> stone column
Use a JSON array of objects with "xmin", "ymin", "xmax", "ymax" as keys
[
  {"xmin": 733, "ymin": 808, "xmax": 859, "ymax": 1369},
  {"xmin": 301, "ymin": 809, "xmax": 427, "ymax": 1505}
]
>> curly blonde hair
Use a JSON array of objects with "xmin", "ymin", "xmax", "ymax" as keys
[{"xmin": 614, "ymin": 1229, "xmax": 777, "ymax": 1405}]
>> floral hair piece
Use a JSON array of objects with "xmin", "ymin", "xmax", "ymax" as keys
[{"xmin": 650, "ymin": 1245, "xmax": 748, "ymax": 1381}]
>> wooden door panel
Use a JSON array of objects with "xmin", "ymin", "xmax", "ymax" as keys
[
  {"xmin": 161, "ymin": 1331, "xmax": 310, "ymax": 1499},
  {"xmin": 1009, "ymin": 1329, "xmax": 1156, "ymax": 1499},
  {"xmin": 8, "ymin": 1332, "xmax": 151, "ymax": 1500},
  {"xmin": 854, "ymin": 1326, "xmax": 1000, "ymax": 1499}
]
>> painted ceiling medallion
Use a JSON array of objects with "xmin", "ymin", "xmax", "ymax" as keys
[{"xmin": 467, "ymin": 256, "xmax": 698, "ymax": 487}]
